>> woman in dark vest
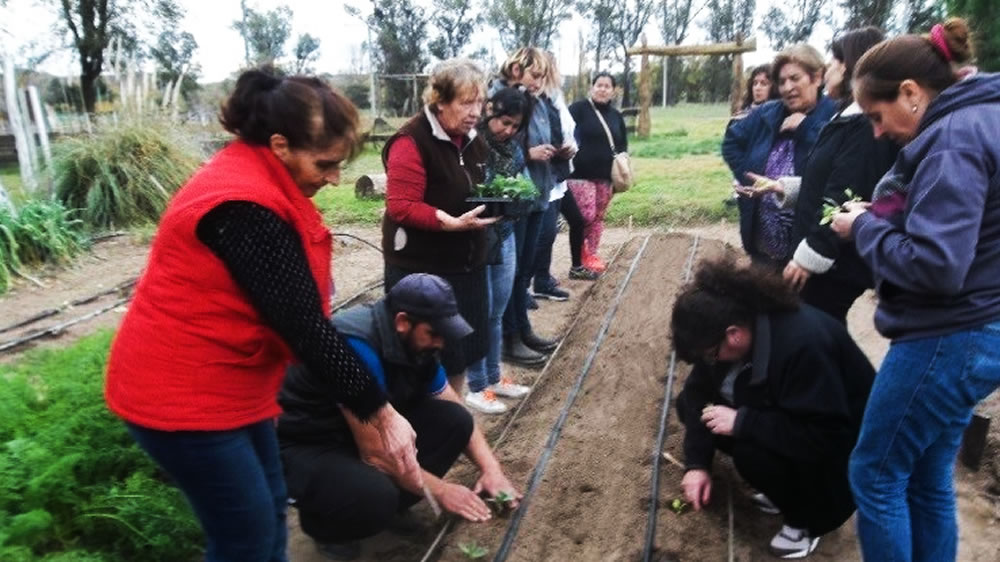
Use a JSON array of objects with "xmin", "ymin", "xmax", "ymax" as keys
[
  {"xmin": 382, "ymin": 58, "xmax": 497, "ymax": 389},
  {"xmin": 105, "ymin": 68, "xmax": 421, "ymax": 561}
]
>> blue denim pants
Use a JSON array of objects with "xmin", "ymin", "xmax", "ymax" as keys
[
  {"xmin": 467, "ymin": 232, "xmax": 517, "ymax": 392},
  {"xmin": 128, "ymin": 420, "xmax": 288, "ymax": 562},
  {"xmin": 849, "ymin": 321, "xmax": 1000, "ymax": 562}
]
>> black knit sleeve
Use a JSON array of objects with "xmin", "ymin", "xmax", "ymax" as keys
[{"xmin": 195, "ymin": 200, "xmax": 387, "ymax": 421}]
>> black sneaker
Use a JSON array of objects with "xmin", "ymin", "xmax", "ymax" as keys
[
  {"xmin": 526, "ymin": 292, "xmax": 539, "ymax": 310},
  {"xmin": 522, "ymin": 330, "xmax": 559, "ymax": 353},
  {"xmin": 316, "ymin": 539, "xmax": 361, "ymax": 560},
  {"xmin": 532, "ymin": 285, "xmax": 569, "ymax": 301},
  {"xmin": 568, "ymin": 265, "xmax": 600, "ymax": 280}
]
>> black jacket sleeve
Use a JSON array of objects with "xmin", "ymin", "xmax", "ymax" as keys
[
  {"xmin": 195, "ymin": 200, "xmax": 387, "ymax": 421},
  {"xmin": 678, "ymin": 364, "xmax": 719, "ymax": 471}
]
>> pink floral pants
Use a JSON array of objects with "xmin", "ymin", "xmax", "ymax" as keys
[{"xmin": 567, "ymin": 179, "xmax": 613, "ymax": 255}]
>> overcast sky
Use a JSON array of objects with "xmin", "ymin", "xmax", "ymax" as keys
[{"xmin": 1, "ymin": 0, "xmax": 823, "ymax": 82}]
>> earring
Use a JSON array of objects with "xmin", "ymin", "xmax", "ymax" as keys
[{"xmin": 912, "ymin": 105, "xmax": 918, "ymax": 114}]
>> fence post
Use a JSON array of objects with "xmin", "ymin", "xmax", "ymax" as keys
[
  {"xmin": 3, "ymin": 56, "xmax": 37, "ymax": 194},
  {"xmin": 638, "ymin": 35, "xmax": 651, "ymax": 139},
  {"xmin": 730, "ymin": 34, "xmax": 745, "ymax": 116}
]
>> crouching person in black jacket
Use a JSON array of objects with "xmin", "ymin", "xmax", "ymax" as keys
[{"xmin": 671, "ymin": 258, "xmax": 874, "ymax": 559}]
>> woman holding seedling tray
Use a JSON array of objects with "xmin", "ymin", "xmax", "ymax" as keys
[{"xmin": 381, "ymin": 58, "xmax": 498, "ymax": 390}]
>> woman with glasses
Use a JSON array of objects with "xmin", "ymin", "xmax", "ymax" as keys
[{"xmin": 671, "ymin": 258, "xmax": 874, "ymax": 559}]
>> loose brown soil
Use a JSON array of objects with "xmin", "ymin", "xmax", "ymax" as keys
[{"xmin": 1, "ymin": 220, "xmax": 997, "ymax": 562}]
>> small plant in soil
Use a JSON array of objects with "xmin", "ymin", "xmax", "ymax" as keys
[
  {"xmin": 483, "ymin": 490, "xmax": 515, "ymax": 516},
  {"xmin": 671, "ymin": 498, "xmax": 690, "ymax": 515},
  {"xmin": 474, "ymin": 175, "xmax": 539, "ymax": 200},
  {"xmin": 458, "ymin": 541, "xmax": 489, "ymax": 559},
  {"xmin": 819, "ymin": 188, "xmax": 861, "ymax": 225}
]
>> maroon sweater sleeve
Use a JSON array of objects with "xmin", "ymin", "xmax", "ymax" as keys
[{"xmin": 385, "ymin": 136, "xmax": 442, "ymax": 231}]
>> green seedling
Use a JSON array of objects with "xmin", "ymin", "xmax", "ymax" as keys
[
  {"xmin": 820, "ymin": 188, "xmax": 862, "ymax": 225},
  {"xmin": 474, "ymin": 176, "xmax": 540, "ymax": 200},
  {"xmin": 671, "ymin": 498, "xmax": 690, "ymax": 515},
  {"xmin": 483, "ymin": 490, "xmax": 515, "ymax": 516},
  {"xmin": 458, "ymin": 541, "xmax": 489, "ymax": 559}
]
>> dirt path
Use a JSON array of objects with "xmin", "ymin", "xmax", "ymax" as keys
[{"xmin": 1, "ymin": 220, "xmax": 997, "ymax": 561}]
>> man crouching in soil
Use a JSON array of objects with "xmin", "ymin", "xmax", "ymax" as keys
[
  {"xmin": 671, "ymin": 259, "xmax": 875, "ymax": 559},
  {"xmin": 278, "ymin": 273, "xmax": 521, "ymax": 560}
]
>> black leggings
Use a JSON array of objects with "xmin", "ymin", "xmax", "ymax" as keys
[
  {"xmin": 534, "ymin": 190, "xmax": 586, "ymax": 290},
  {"xmin": 281, "ymin": 399, "xmax": 473, "ymax": 543}
]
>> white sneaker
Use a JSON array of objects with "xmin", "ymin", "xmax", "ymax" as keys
[
  {"xmin": 490, "ymin": 376, "xmax": 530, "ymax": 398},
  {"xmin": 769, "ymin": 525, "xmax": 820, "ymax": 559},
  {"xmin": 465, "ymin": 389, "xmax": 508, "ymax": 414},
  {"xmin": 751, "ymin": 492, "xmax": 781, "ymax": 515}
]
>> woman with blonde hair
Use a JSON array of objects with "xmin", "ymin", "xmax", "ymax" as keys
[
  {"xmin": 831, "ymin": 18, "xmax": 1000, "ymax": 561},
  {"xmin": 381, "ymin": 58, "xmax": 497, "ymax": 389}
]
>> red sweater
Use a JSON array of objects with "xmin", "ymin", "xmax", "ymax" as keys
[
  {"xmin": 385, "ymin": 134, "xmax": 466, "ymax": 231},
  {"xmin": 105, "ymin": 141, "xmax": 332, "ymax": 431}
]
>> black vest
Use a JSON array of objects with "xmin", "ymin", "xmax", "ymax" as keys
[
  {"xmin": 276, "ymin": 301, "xmax": 440, "ymax": 446},
  {"xmin": 381, "ymin": 110, "xmax": 489, "ymax": 273}
]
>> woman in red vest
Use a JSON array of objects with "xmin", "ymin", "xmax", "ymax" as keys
[{"xmin": 104, "ymin": 69, "xmax": 421, "ymax": 562}]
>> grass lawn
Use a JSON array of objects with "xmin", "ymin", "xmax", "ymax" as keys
[
  {"xmin": 0, "ymin": 163, "xmax": 27, "ymax": 204},
  {"xmin": 312, "ymin": 103, "xmax": 737, "ymax": 228}
]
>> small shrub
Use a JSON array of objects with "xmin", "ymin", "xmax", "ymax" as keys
[
  {"xmin": 0, "ymin": 200, "xmax": 88, "ymax": 294},
  {"xmin": 52, "ymin": 123, "xmax": 203, "ymax": 228}
]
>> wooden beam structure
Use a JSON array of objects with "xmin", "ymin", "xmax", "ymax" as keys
[
  {"xmin": 627, "ymin": 37, "xmax": 757, "ymax": 57},
  {"xmin": 631, "ymin": 37, "xmax": 757, "ymax": 136}
]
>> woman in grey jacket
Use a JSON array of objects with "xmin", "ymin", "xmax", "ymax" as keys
[{"xmin": 832, "ymin": 18, "xmax": 1000, "ymax": 562}]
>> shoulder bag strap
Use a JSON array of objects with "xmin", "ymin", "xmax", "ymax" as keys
[{"xmin": 589, "ymin": 99, "xmax": 619, "ymax": 155}]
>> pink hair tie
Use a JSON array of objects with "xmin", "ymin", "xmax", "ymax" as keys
[{"xmin": 930, "ymin": 24, "xmax": 953, "ymax": 62}]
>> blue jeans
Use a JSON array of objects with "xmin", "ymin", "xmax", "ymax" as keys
[
  {"xmin": 467, "ymin": 232, "xmax": 517, "ymax": 392},
  {"xmin": 128, "ymin": 420, "xmax": 288, "ymax": 562},
  {"xmin": 849, "ymin": 322, "xmax": 1000, "ymax": 562}
]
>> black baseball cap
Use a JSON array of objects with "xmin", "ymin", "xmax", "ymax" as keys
[{"xmin": 387, "ymin": 274, "xmax": 473, "ymax": 342}]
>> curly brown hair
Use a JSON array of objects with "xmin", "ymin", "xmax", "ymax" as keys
[{"xmin": 671, "ymin": 257, "xmax": 798, "ymax": 363}]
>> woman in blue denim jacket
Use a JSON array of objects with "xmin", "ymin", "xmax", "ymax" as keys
[
  {"xmin": 832, "ymin": 18, "xmax": 1000, "ymax": 562},
  {"xmin": 722, "ymin": 44, "xmax": 836, "ymax": 263}
]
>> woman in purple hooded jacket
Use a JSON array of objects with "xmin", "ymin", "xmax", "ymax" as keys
[{"xmin": 832, "ymin": 18, "xmax": 1000, "ymax": 562}]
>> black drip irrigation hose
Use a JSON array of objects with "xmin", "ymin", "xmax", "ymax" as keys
[
  {"xmin": 417, "ymin": 239, "xmax": 635, "ymax": 562},
  {"xmin": 492, "ymin": 235, "xmax": 652, "ymax": 562},
  {"xmin": 641, "ymin": 234, "xmax": 701, "ymax": 562},
  {"xmin": 331, "ymin": 231, "xmax": 383, "ymax": 254}
]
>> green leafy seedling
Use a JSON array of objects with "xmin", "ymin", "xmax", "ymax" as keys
[
  {"xmin": 474, "ymin": 176, "xmax": 540, "ymax": 200},
  {"xmin": 819, "ymin": 187, "xmax": 862, "ymax": 225},
  {"xmin": 458, "ymin": 541, "xmax": 489, "ymax": 559},
  {"xmin": 483, "ymin": 490, "xmax": 514, "ymax": 516},
  {"xmin": 671, "ymin": 498, "xmax": 690, "ymax": 515}
]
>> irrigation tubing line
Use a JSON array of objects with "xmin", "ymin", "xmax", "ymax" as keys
[
  {"xmin": 331, "ymin": 280, "xmax": 385, "ymax": 313},
  {"xmin": 416, "ymin": 238, "xmax": 634, "ymax": 562},
  {"xmin": 0, "ymin": 278, "xmax": 137, "ymax": 337},
  {"xmin": 492, "ymin": 235, "xmax": 652, "ymax": 562},
  {"xmin": 642, "ymin": 234, "xmax": 700, "ymax": 562},
  {"xmin": 331, "ymin": 232, "xmax": 383, "ymax": 254},
  {"xmin": 0, "ymin": 297, "xmax": 130, "ymax": 353}
]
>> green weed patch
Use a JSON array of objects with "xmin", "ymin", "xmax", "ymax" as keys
[
  {"xmin": 0, "ymin": 200, "xmax": 89, "ymax": 294},
  {"xmin": 0, "ymin": 332, "xmax": 202, "ymax": 561}
]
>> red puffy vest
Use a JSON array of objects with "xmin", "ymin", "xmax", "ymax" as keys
[{"xmin": 105, "ymin": 141, "xmax": 332, "ymax": 431}]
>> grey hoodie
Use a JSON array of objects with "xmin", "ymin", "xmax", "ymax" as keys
[{"xmin": 852, "ymin": 73, "xmax": 1000, "ymax": 340}]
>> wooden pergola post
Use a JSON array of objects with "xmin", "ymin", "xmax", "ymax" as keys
[
  {"xmin": 638, "ymin": 35, "xmax": 651, "ymax": 139},
  {"xmin": 627, "ymin": 38, "xmax": 757, "ymax": 122},
  {"xmin": 730, "ymin": 34, "xmax": 745, "ymax": 116}
]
